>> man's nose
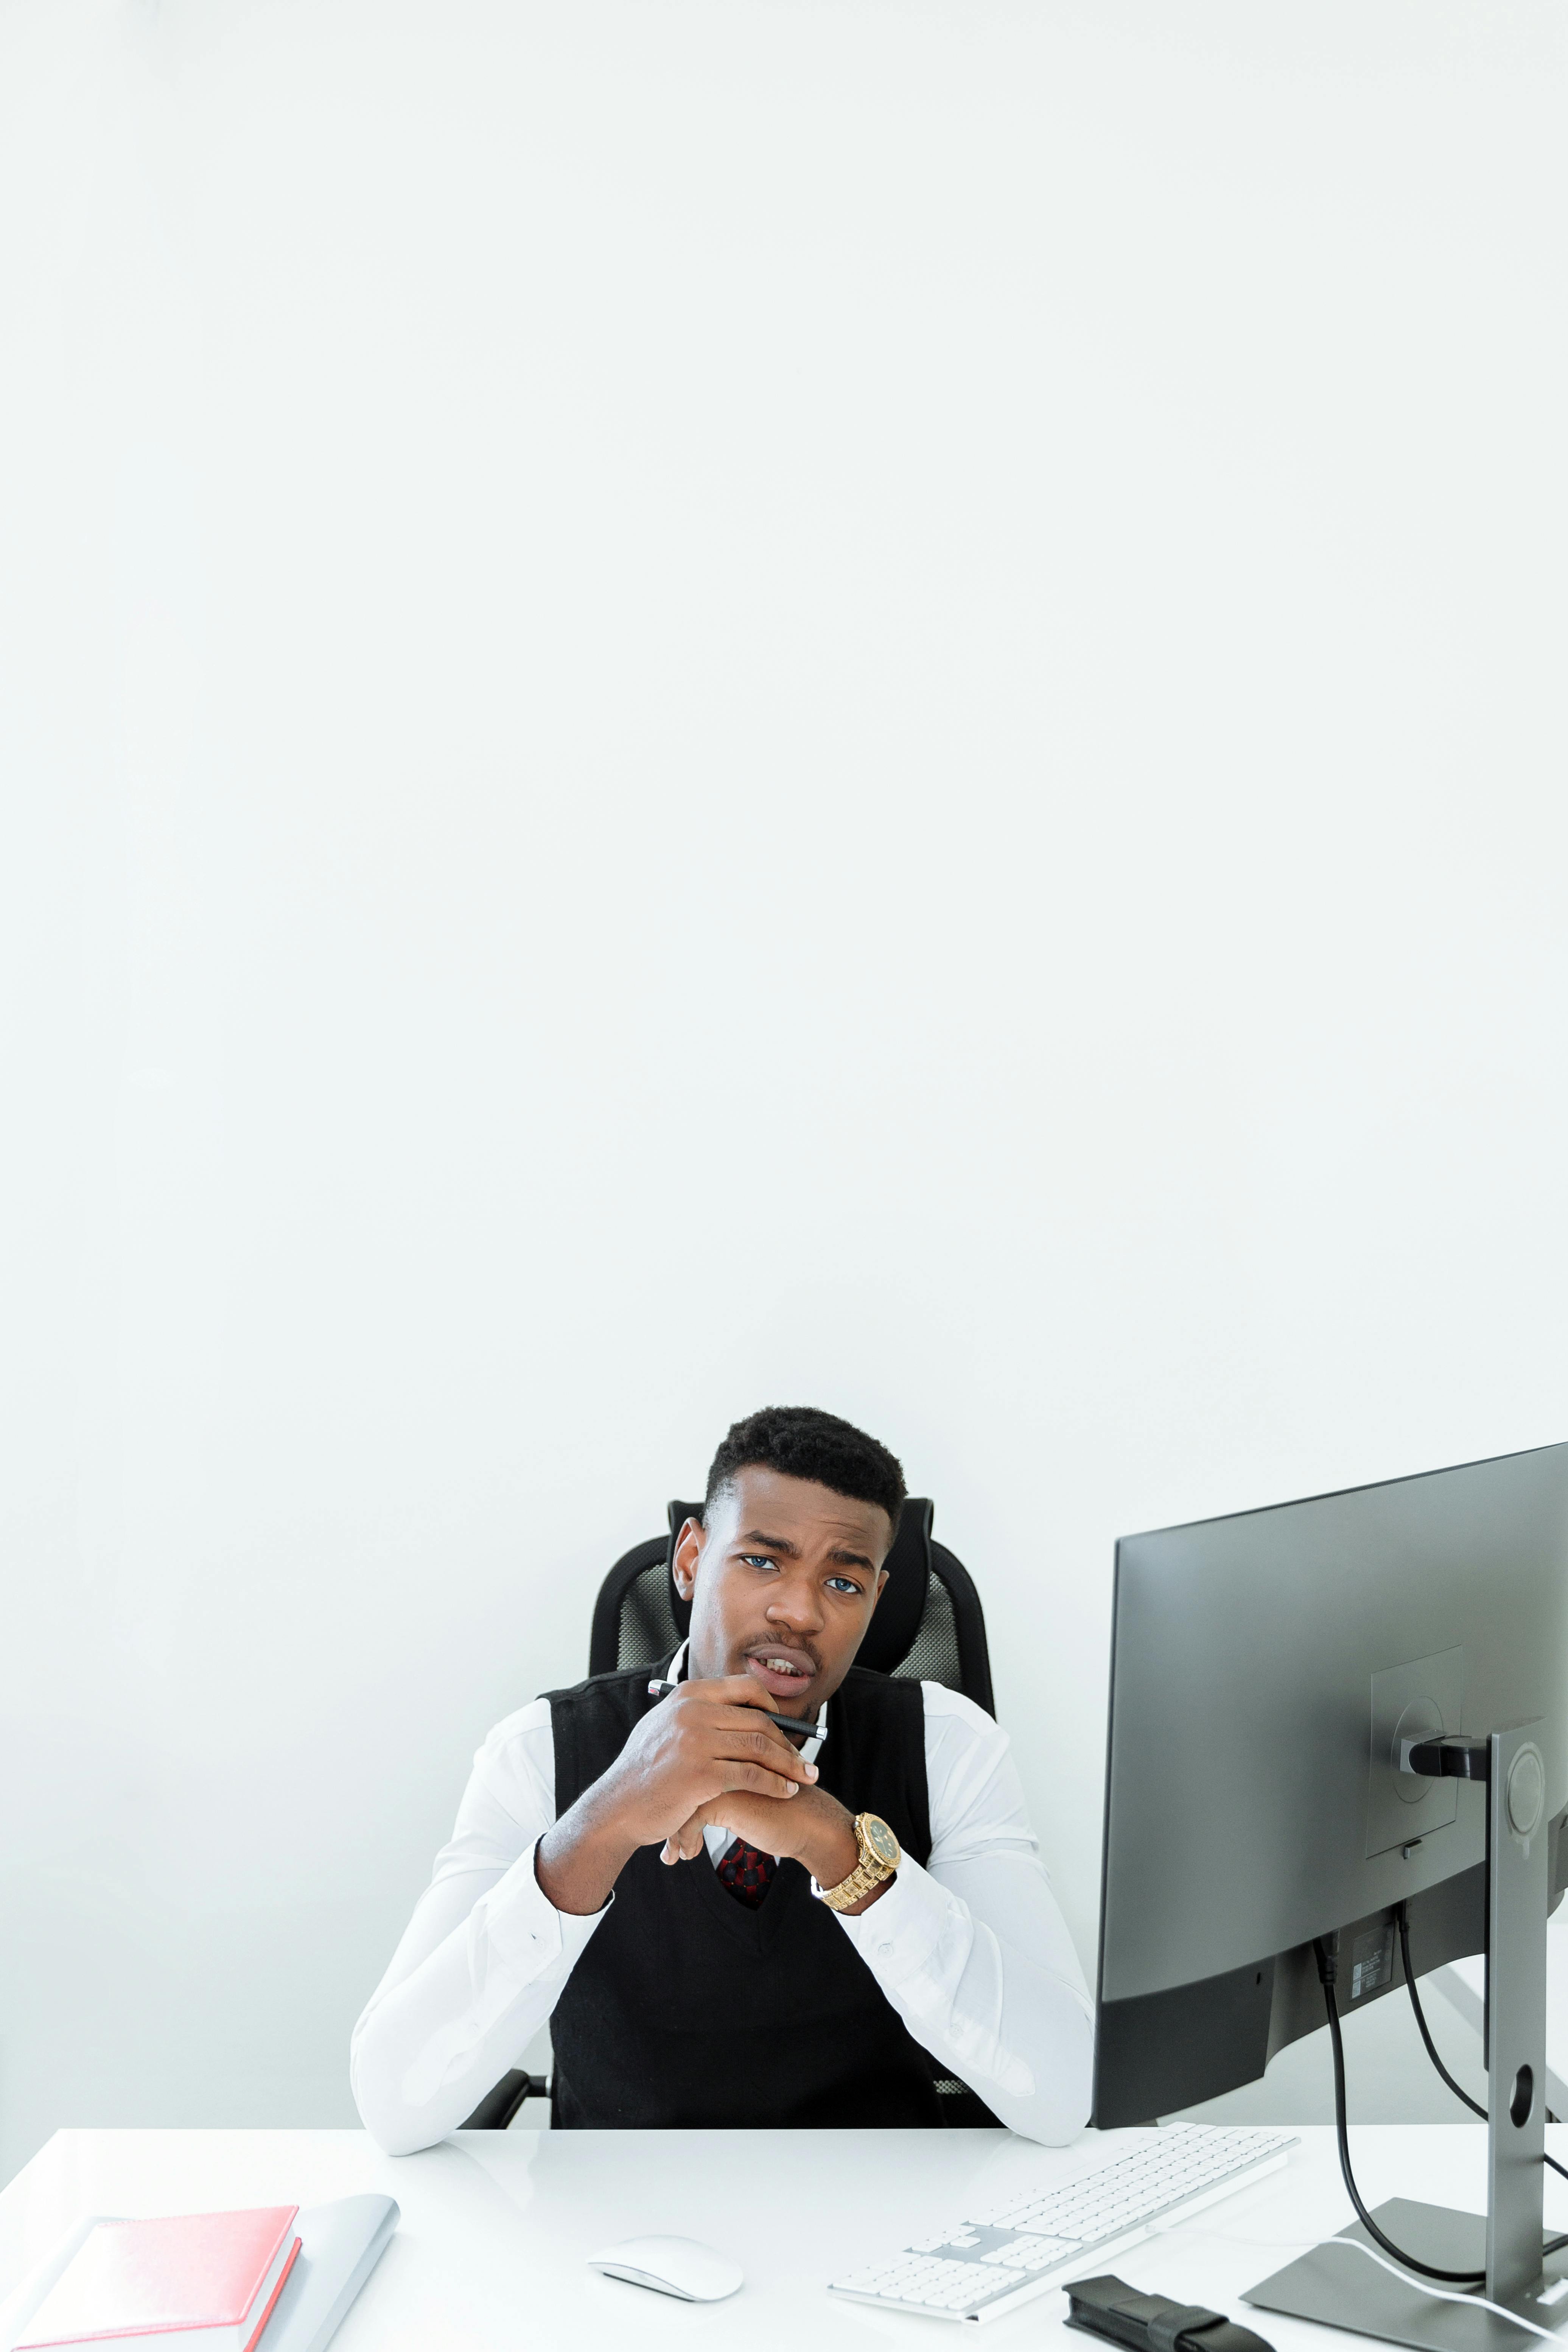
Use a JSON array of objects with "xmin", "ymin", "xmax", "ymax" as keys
[{"xmin": 765, "ymin": 1573, "xmax": 823, "ymax": 1632}]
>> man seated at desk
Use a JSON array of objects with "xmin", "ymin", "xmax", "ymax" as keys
[{"xmin": 352, "ymin": 1406, "xmax": 1092, "ymax": 2149}]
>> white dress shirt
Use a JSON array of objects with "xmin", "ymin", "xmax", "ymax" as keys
[{"xmin": 351, "ymin": 1670, "xmax": 1094, "ymax": 2156}]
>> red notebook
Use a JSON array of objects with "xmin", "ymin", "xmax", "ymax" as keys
[{"xmin": 16, "ymin": 2209, "xmax": 301, "ymax": 2352}]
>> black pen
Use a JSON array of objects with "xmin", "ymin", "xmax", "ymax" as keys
[
  {"xmin": 645, "ymin": 1678, "xmax": 827, "ymax": 1745},
  {"xmin": 767, "ymin": 1717, "xmax": 828, "ymax": 1745}
]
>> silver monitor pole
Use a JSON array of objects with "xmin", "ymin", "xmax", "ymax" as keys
[
  {"xmin": 1247, "ymin": 1719, "xmax": 1563, "ymax": 2351},
  {"xmin": 1485, "ymin": 1719, "xmax": 1549, "ymax": 2305}
]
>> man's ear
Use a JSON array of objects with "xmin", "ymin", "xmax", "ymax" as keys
[
  {"xmin": 672, "ymin": 1515, "xmax": 704, "ymax": 1602},
  {"xmin": 867, "ymin": 1565, "xmax": 889, "ymax": 1612}
]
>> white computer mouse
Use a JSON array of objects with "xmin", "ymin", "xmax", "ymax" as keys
[{"xmin": 586, "ymin": 2233, "xmax": 744, "ymax": 2302}]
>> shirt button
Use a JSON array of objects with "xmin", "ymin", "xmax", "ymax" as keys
[{"xmin": 878, "ymin": 1942, "xmax": 893, "ymax": 1957}]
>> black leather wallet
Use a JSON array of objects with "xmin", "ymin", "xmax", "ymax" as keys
[{"xmin": 1064, "ymin": 2274, "xmax": 1277, "ymax": 2352}]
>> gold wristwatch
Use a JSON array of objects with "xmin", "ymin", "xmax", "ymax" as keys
[{"xmin": 815, "ymin": 1812, "xmax": 902, "ymax": 1912}]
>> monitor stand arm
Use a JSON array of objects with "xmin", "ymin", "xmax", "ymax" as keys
[
  {"xmin": 1481, "ymin": 1720, "xmax": 1551, "ymax": 2305},
  {"xmin": 1246, "ymin": 1718, "xmax": 1560, "ymax": 2351}
]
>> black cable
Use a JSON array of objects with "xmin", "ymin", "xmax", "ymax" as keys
[
  {"xmin": 1315, "ymin": 1937, "xmax": 1488, "ymax": 2283},
  {"xmin": 1397, "ymin": 1909, "xmax": 1487, "ymax": 2120},
  {"xmin": 1397, "ymin": 1905, "xmax": 1568, "ymax": 2189}
]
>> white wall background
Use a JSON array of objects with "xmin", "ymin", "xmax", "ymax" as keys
[{"xmin": 2, "ymin": 0, "xmax": 1566, "ymax": 2187}]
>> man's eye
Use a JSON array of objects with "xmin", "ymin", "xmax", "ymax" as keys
[
  {"xmin": 826, "ymin": 1575, "xmax": 863, "ymax": 1595},
  {"xmin": 739, "ymin": 1554, "xmax": 778, "ymax": 1571}
]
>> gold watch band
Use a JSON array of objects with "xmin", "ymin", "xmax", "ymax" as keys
[{"xmin": 817, "ymin": 1813, "xmax": 900, "ymax": 1912}]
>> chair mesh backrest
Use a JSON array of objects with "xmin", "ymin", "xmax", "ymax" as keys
[
  {"xmin": 890, "ymin": 1569, "xmax": 962, "ymax": 1690},
  {"xmin": 619, "ymin": 1556, "xmax": 684, "ymax": 1668},
  {"xmin": 593, "ymin": 1502, "xmax": 994, "ymax": 1716}
]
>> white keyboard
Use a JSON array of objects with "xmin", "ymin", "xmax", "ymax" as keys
[{"xmin": 828, "ymin": 2123, "xmax": 1298, "ymax": 2324}]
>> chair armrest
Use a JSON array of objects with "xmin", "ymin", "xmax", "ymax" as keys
[{"xmin": 459, "ymin": 2070, "xmax": 551, "ymax": 2130}]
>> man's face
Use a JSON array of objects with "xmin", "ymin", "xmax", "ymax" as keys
[{"xmin": 672, "ymin": 1467, "xmax": 893, "ymax": 1715}]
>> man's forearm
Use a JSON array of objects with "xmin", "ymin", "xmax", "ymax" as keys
[
  {"xmin": 350, "ymin": 1838, "xmax": 599, "ymax": 2155},
  {"xmin": 535, "ymin": 1785, "xmax": 642, "ymax": 1915},
  {"xmin": 838, "ymin": 1852, "xmax": 1094, "ymax": 2145},
  {"xmin": 908, "ymin": 1912, "xmax": 1094, "ymax": 2145}
]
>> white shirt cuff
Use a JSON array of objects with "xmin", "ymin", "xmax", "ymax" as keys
[
  {"xmin": 481, "ymin": 1836, "xmax": 611, "ymax": 1979},
  {"xmin": 831, "ymin": 1853, "xmax": 954, "ymax": 1983}
]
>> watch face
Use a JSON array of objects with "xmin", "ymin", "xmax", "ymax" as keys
[{"xmin": 862, "ymin": 1814, "xmax": 901, "ymax": 1868}]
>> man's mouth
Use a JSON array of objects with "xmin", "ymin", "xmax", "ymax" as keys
[{"xmin": 743, "ymin": 1646, "xmax": 818, "ymax": 1705}]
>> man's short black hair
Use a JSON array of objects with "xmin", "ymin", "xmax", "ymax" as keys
[{"xmin": 703, "ymin": 1406, "xmax": 907, "ymax": 1536}]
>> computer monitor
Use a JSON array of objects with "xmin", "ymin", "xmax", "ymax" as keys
[{"xmin": 1091, "ymin": 1442, "xmax": 1568, "ymax": 2342}]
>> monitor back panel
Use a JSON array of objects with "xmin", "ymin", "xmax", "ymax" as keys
[{"xmin": 1094, "ymin": 1443, "xmax": 1568, "ymax": 2121}]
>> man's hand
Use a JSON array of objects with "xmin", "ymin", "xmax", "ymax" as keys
[
  {"xmin": 535, "ymin": 1677, "xmax": 817, "ymax": 1916},
  {"xmin": 660, "ymin": 1784, "xmax": 891, "ymax": 1916}
]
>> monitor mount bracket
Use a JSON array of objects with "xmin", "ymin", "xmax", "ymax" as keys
[
  {"xmin": 1247, "ymin": 1718, "xmax": 1560, "ymax": 2352},
  {"xmin": 1399, "ymin": 1733, "xmax": 1492, "ymax": 1782}
]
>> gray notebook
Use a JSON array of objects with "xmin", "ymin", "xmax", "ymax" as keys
[{"xmin": 262, "ymin": 2195, "xmax": 399, "ymax": 2352}]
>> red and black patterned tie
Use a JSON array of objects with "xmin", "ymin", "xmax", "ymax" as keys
[{"xmin": 716, "ymin": 1839, "xmax": 776, "ymax": 1908}]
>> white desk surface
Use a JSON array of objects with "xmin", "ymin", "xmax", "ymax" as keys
[{"xmin": 6, "ymin": 2125, "xmax": 1568, "ymax": 2352}]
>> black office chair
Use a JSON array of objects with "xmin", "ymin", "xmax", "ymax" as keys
[{"xmin": 463, "ymin": 1497, "xmax": 999, "ymax": 2130}]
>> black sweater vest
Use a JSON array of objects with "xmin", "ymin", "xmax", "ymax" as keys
[{"xmin": 543, "ymin": 1664, "xmax": 943, "ymax": 2130}]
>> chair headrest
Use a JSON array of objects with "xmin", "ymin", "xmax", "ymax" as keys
[{"xmin": 660, "ymin": 1496, "xmax": 933, "ymax": 1678}]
